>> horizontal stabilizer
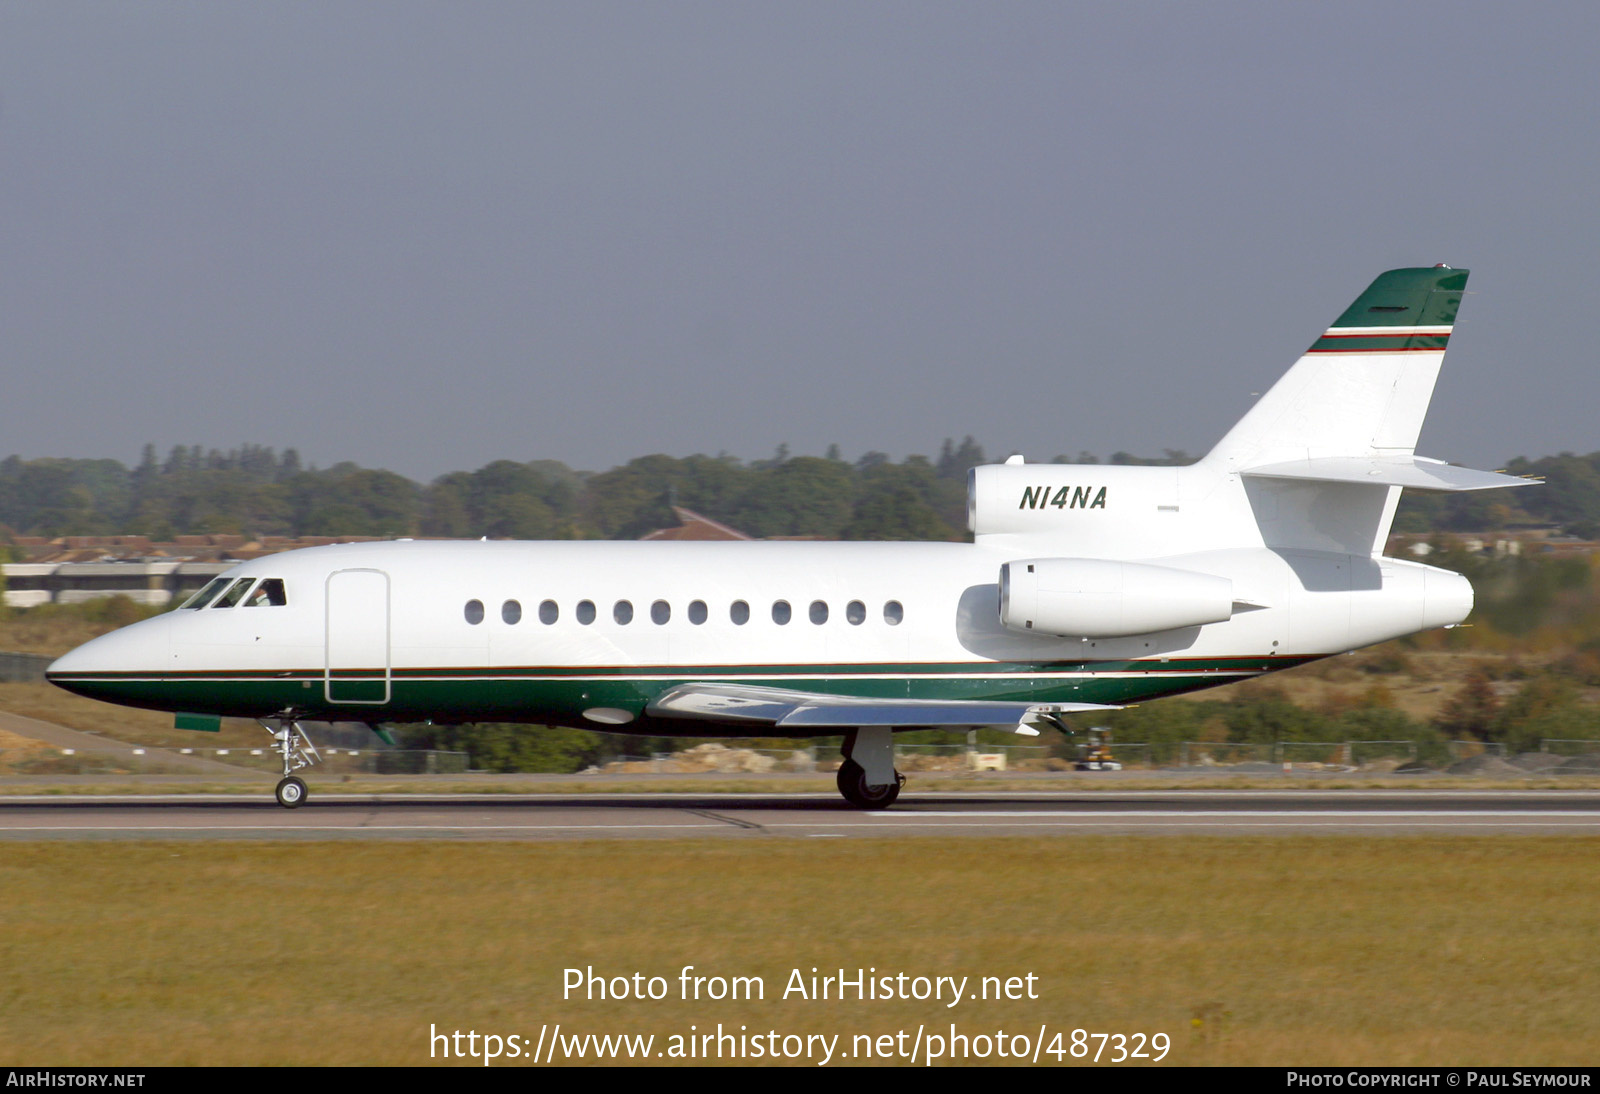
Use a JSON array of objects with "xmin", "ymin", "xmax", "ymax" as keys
[
  {"xmin": 647, "ymin": 682, "xmax": 1116, "ymax": 731},
  {"xmin": 1241, "ymin": 455, "xmax": 1534, "ymax": 493}
]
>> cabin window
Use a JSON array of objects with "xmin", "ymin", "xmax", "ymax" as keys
[
  {"xmin": 688, "ymin": 600, "xmax": 708, "ymax": 625},
  {"xmin": 211, "ymin": 578, "xmax": 254, "ymax": 609},
  {"xmin": 576, "ymin": 600, "xmax": 596, "ymax": 625},
  {"xmin": 884, "ymin": 600, "xmax": 904, "ymax": 625},
  {"xmin": 772, "ymin": 600, "xmax": 792, "ymax": 625},
  {"xmin": 464, "ymin": 599, "xmax": 485, "ymax": 625},
  {"xmin": 539, "ymin": 599, "xmax": 558, "ymax": 624},
  {"xmin": 730, "ymin": 600, "xmax": 750, "ymax": 625},
  {"xmin": 243, "ymin": 578, "xmax": 287, "ymax": 607},
  {"xmin": 846, "ymin": 600, "xmax": 866, "ymax": 625},
  {"xmin": 502, "ymin": 599, "xmax": 522, "ymax": 625},
  {"xmin": 614, "ymin": 600, "xmax": 633, "ymax": 625},
  {"xmin": 180, "ymin": 577, "xmax": 231, "ymax": 609},
  {"xmin": 651, "ymin": 600, "xmax": 671, "ymax": 625},
  {"xmin": 809, "ymin": 600, "xmax": 828, "ymax": 625}
]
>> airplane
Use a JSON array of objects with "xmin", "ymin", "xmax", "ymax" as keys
[{"xmin": 46, "ymin": 265, "xmax": 1531, "ymax": 809}]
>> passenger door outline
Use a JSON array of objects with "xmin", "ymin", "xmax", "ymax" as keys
[{"xmin": 325, "ymin": 568, "xmax": 391, "ymax": 704}]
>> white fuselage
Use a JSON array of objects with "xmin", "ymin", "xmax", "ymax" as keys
[{"xmin": 46, "ymin": 529, "xmax": 1471, "ymax": 732}]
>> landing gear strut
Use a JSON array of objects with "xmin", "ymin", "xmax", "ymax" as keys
[
  {"xmin": 836, "ymin": 727, "xmax": 905, "ymax": 809},
  {"xmin": 260, "ymin": 718, "xmax": 320, "ymax": 809}
]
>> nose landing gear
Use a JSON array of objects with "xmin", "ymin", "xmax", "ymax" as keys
[{"xmin": 260, "ymin": 717, "xmax": 321, "ymax": 808}]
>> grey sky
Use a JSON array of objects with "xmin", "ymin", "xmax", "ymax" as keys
[{"xmin": 2, "ymin": 2, "xmax": 1595, "ymax": 481}]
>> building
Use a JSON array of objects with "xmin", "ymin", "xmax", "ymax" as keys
[
  {"xmin": 2, "ymin": 513, "xmax": 795, "ymax": 608},
  {"xmin": 1, "ymin": 534, "xmax": 382, "ymax": 608},
  {"xmin": 638, "ymin": 507, "xmax": 752, "ymax": 542}
]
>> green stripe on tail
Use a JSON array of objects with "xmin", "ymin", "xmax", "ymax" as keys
[{"xmin": 1326, "ymin": 266, "xmax": 1468, "ymax": 329}]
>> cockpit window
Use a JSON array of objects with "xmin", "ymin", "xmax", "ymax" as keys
[
  {"xmin": 179, "ymin": 577, "xmax": 231, "ymax": 610},
  {"xmin": 210, "ymin": 578, "xmax": 255, "ymax": 609},
  {"xmin": 243, "ymin": 578, "xmax": 287, "ymax": 607}
]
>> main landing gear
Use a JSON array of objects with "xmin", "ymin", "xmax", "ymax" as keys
[
  {"xmin": 260, "ymin": 717, "xmax": 321, "ymax": 808},
  {"xmin": 836, "ymin": 727, "xmax": 905, "ymax": 809}
]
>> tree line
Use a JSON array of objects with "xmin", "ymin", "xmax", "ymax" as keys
[
  {"xmin": 1394, "ymin": 451, "xmax": 1600, "ymax": 538},
  {"xmin": 2, "ymin": 441, "xmax": 1597, "ymax": 544},
  {"xmin": 0, "ymin": 439, "xmax": 1188, "ymax": 543}
]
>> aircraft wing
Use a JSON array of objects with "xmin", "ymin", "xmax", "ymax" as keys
[{"xmin": 645, "ymin": 682, "xmax": 1118, "ymax": 735}]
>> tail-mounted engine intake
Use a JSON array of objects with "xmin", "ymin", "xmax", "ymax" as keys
[{"xmin": 999, "ymin": 557, "xmax": 1234, "ymax": 638}]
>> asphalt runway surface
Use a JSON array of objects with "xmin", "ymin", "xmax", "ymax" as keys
[{"xmin": 5, "ymin": 790, "xmax": 1600, "ymax": 840}]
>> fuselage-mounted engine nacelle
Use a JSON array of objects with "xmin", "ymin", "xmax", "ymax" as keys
[{"xmin": 998, "ymin": 557, "xmax": 1235, "ymax": 638}]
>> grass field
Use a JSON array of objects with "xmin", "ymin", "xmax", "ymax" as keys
[
  {"xmin": 0, "ymin": 682, "xmax": 264, "ymax": 748},
  {"xmin": 0, "ymin": 611, "xmax": 140, "ymax": 659},
  {"xmin": 2, "ymin": 837, "xmax": 1598, "ymax": 1066}
]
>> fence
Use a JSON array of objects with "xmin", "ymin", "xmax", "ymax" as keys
[
  {"xmin": 1446, "ymin": 740, "xmax": 1506, "ymax": 760},
  {"xmin": 1176, "ymin": 742, "xmax": 1277, "ymax": 768},
  {"xmin": 1538, "ymin": 739, "xmax": 1600, "ymax": 756},
  {"xmin": 894, "ymin": 743, "xmax": 1053, "ymax": 772},
  {"xmin": 604, "ymin": 747, "xmax": 820, "ymax": 774},
  {"xmin": 1274, "ymin": 741, "xmax": 1351, "ymax": 767},
  {"xmin": 1169, "ymin": 740, "xmax": 1428, "ymax": 771},
  {"xmin": 1348, "ymin": 740, "xmax": 1420, "ymax": 765},
  {"xmin": 0, "ymin": 651, "xmax": 52, "ymax": 683},
  {"xmin": 0, "ymin": 747, "xmax": 218, "ymax": 777},
  {"xmin": 1101, "ymin": 743, "xmax": 1153, "ymax": 768},
  {"xmin": 1269, "ymin": 741, "xmax": 1420, "ymax": 768},
  {"xmin": 11, "ymin": 739, "xmax": 1600, "ymax": 780},
  {"xmin": 0, "ymin": 746, "xmax": 469, "ymax": 777},
  {"xmin": 165, "ymin": 746, "xmax": 469, "ymax": 775}
]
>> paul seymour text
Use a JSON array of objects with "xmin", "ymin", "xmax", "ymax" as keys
[{"xmin": 562, "ymin": 966, "xmax": 1040, "ymax": 1009}]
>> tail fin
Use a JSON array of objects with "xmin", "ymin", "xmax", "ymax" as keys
[
  {"xmin": 1203, "ymin": 266, "xmax": 1532, "ymax": 555},
  {"xmin": 1206, "ymin": 266, "xmax": 1468, "ymax": 469}
]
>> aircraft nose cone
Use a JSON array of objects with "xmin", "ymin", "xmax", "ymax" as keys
[
  {"xmin": 45, "ymin": 642, "xmax": 97, "ymax": 679},
  {"xmin": 46, "ymin": 616, "xmax": 172, "ymax": 701}
]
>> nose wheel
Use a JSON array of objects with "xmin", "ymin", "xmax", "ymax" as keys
[
  {"xmin": 275, "ymin": 775, "xmax": 307, "ymax": 808},
  {"xmin": 260, "ymin": 717, "xmax": 320, "ymax": 808}
]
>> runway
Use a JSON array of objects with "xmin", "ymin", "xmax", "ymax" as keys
[{"xmin": 5, "ymin": 790, "xmax": 1600, "ymax": 839}]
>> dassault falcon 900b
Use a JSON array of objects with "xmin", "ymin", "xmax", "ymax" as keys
[{"xmin": 48, "ymin": 266, "xmax": 1531, "ymax": 808}]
